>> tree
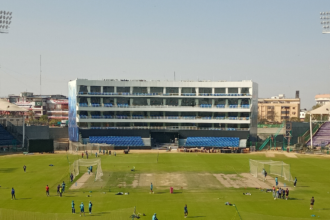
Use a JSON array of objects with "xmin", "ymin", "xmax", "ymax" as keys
[
  {"xmin": 49, "ymin": 119, "xmax": 60, "ymax": 126},
  {"xmin": 39, "ymin": 115, "xmax": 48, "ymax": 122},
  {"xmin": 304, "ymin": 104, "xmax": 328, "ymax": 122},
  {"xmin": 290, "ymin": 117, "xmax": 300, "ymax": 122}
]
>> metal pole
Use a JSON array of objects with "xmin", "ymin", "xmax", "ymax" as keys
[
  {"xmin": 22, "ymin": 115, "xmax": 25, "ymax": 149},
  {"xmin": 310, "ymin": 114, "xmax": 313, "ymax": 149}
]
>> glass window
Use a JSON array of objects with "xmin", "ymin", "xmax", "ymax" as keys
[
  {"xmin": 181, "ymin": 88, "xmax": 196, "ymax": 94},
  {"xmin": 91, "ymin": 86, "xmax": 101, "ymax": 92},
  {"xmin": 181, "ymin": 98, "xmax": 196, "ymax": 106},
  {"xmin": 228, "ymin": 88, "xmax": 238, "ymax": 93},
  {"xmin": 241, "ymin": 88, "xmax": 250, "ymax": 94},
  {"xmin": 103, "ymin": 86, "xmax": 114, "ymax": 93},
  {"xmin": 150, "ymin": 98, "xmax": 163, "ymax": 106},
  {"xmin": 166, "ymin": 98, "xmax": 178, "ymax": 106},
  {"xmin": 199, "ymin": 88, "xmax": 212, "ymax": 93},
  {"xmin": 117, "ymin": 87, "xmax": 130, "ymax": 93},
  {"xmin": 214, "ymin": 88, "xmax": 226, "ymax": 93},
  {"xmin": 166, "ymin": 87, "xmax": 179, "ymax": 94},
  {"xmin": 133, "ymin": 98, "xmax": 148, "ymax": 106},
  {"xmin": 79, "ymin": 86, "xmax": 88, "ymax": 93},
  {"xmin": 133, "ymin": 87, "xmax": 147, "ymax": 93},
  {"xmin": 150, "ymin": 87, "xmax": 163, "ymax": 93}
]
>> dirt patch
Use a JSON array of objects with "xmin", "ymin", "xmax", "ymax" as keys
[
  {"xmin": 265, "ymin": 153, "xmax": 275, "ymax": 158},
  {"xmin": 132, "ymin": 174, "xmax": 139, "ymax": 188},
  {"xmin": 285, "ymin": 153, "xmax": 298, "ymax": 158},
  {"xmin": 70, "ymin": 172, "xmax": 93, "ymax": 189},
  {"xmin": 213, "ymin": 173, "xmax": 272, "ymax": 189},
  {"xmin": 139, "ymin": 173, "xmax": 188, "ymax": 188}
]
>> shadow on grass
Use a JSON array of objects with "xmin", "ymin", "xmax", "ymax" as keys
[
  {"xmin": 18, "ymin": 198, "xmax": 31, "ymax": 200},
  {"xmin": 188, "ymin": 216, "xmax": 206, "ymax": 218},
  {"xmin": 288, "ymin": 198, "xmax": 304, "ymax": 200},
  {"xmin": 297, "ymin": 186, "xmax": 309, "ymax": 187},
  {"xmin": 0, "ymin": 168, "xmax": 18, "ymax": 173},
  {"xmin": 155, "ymin": 192, "xmax": 166, "ymax": 194}
]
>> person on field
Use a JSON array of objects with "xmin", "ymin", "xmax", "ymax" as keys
[
  {"xmin": 285, "ymin": 188, "xmax": 289, "ymax": 200},
  {"xmin": 278, "ymin": 188, "xmax": 282, "ymax": 199},
  {"xmin": 294, "ymin": 177, "xmax": 297, "ymax": 187},
  {"xmin": 184, "ymin": 204, "xmax": 188, "ymax": 218},
  {"xmin": 89, "ymin": 201, "xmax": 93, "ymax": 214},
  {"xmin": 310, "ymin": 197, "xmax": 315, "ymax": 210},
  {"xmin": 11, "ymin": 187, "xmax": 15, "ymax": 200},
  {"xmin": 150, "ymin": 182, "xmax": 154, "ymax": 194},
  {"xmin": 275, "ymin": 177, "xmax": 278, "ymax": 186},
  {"xmin": 152, "ymin": 213, "xmax": 158, "ymax": 220},
  {"xmin": 23, "ymin": 165, "xmax": 26, "ymax": 172},
  {"xmin": 62, "ymin": 181, "xmax": 66, "ymax": 193},
  {"xmin": 57, "ymin": 184, "xmax": 61, "ymax": 195},
  {"xmin": 59, "ymin": 187, "xmax": 63, "ymax": 197},
  {"xmin": 264, "ymin": 170, "xmax": 267, "ymax": 181},
  {"xmin": 114, "ymin": 151, "xmax": 116, "ymax": 156},
  {"xmin": 72, "ymin": 200, "xmax": 75, "ymax": 214},
  {"xmin": 80, "ymin": 202, "xmax": 85, "ymax": 216},
  {"xmin": 282, "ymin": 189, "xmax": 285, "ymax": 199},
  {"xmin": 95, "ymin": 152, "xmax": 97, "ymax": 158},
  {"xmin": 82, "ymin": 152, "xmax": 84, "ymax": 158},
  {"xmin": 70, "ymin": 173, "xmax": 74, "ymax": 182},
  {"xmin": 46, "ymin": 185, "xmax": 49, "ymax": 196},
  {"xmin": 272, "ymin": 187, "xmax": 276, "ymax": 200}
]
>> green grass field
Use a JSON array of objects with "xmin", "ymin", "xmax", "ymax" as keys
[{"xmin": 0, "ymin": 152, "xmax": 329, "ymax": 220}]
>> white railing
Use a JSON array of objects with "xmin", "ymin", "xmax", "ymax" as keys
[
  {"xmin": 78, "ymin": 115, "xmax": 250, "ymax": 120},
  {"xmin": 79, "ymin": 126, "xmax": 250, "ymax": 131}
]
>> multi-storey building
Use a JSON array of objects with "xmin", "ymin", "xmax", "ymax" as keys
[
  {"xmin": 68, "ymin": 79, "xmax": 258, "ymax": 148},
  {"xmin": 8, "ymin": 92, "xmax": 68, "ymax": 120},
  {"xmin": 315, "ymin": 94, "xmax": 330, "ymax": 106},
  {"xmin": 258, "ymin": 93, "xmax": 300, "ymax": 123}
]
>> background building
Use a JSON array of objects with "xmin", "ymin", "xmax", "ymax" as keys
[
  {"xmin": 7, "ymin": 92, "xmax": 68, "ymax": 120},
  {"xmin": 68, "ymin": 79, "xmax": 258, "ymax": 148},
  {"xmin": 258, "ymin": 92, "xmax": 300, "ymax": 123},
  {"xmin": 315, "ymin": 94, "xmax": 330, "ymax": 106}
]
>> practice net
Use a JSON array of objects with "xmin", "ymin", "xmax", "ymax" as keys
[
  {"xmin": 69, "ymin": 158, "xmax": 103, "ymax": 181},
  {"xmin": 249, "ymin": 159, "xmax": 293, "ymax": 181}
]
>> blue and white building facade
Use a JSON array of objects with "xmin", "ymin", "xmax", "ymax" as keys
[{"xmin": 68, "ymin": 79, "xmax": 258, "ymax": 148}]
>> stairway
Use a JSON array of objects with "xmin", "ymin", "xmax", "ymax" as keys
[{"xmin": 307, "ymin": 122, "xmax": 330, "ymax": 147}]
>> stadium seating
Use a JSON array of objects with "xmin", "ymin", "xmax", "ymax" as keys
[
  {"xmin": 229, "ymin": 105, "xmax": 238, "ymax": 108},
  {"xmin": 200, "ymin": 104, "xmax": 212, "ymax": 108},
  {"xmin": 241, "ymin": 105, "xmax": 250, "ymax": 108},
  {"xmin": 117, "ymin": 104, "xmax": 129, "ymax": 108},
  {"xmin": 79, "ymin": 103, "xmax": 88, "ymax": 107},
  {"xmin": 104, "ymin": 103, "xmax": 113, "ymax": 107},
  {"xmin": 0, "ymin": 125, "xmax": 17, "ymax": 146},
  {"xmin": 185, "ymin": 137, "xmax": 239, "ymax": 147},
  {"xmin": 89, "ymin": 136, "xmax": 144, "ymax": 146},
  {"xmin": 216, "ymin": 104, "xmax": 225, "ymax": 108}
]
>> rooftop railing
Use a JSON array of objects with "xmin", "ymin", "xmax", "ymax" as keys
[
  {"xmin": 77, "ymin": 103, "xmax": 251, "ymax": 109},
  {"xmin": 79, "ymin": 126, "xmax": 250, "ymax": 131},
  {"xmin": 77, "ymin": 92, "xmax": 252, "ymax": 96},
  {"xmin": 78, "ymin": 115, "xmax": 250, "ymax": 120}
]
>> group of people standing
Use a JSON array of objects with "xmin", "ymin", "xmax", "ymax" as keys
[
  {"xmin": 272, "ymin": 186, "xmax": 289, "ymax": 200},
  {"xmin": 56, "ymin": 181, "xmax": 66, "ymax": 197},
  {"xmin": 71, "ymin": 200, "xmax": 93, "ymax": 216}
]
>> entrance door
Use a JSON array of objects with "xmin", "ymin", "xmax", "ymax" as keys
[{"xmin": 151, "ymin": 132, "xmax": 178, "ymax": 143}]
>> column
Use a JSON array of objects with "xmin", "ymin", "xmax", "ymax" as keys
[
  {"xmin": 87, "ymin": 86, "xmax": 91, "ymax": 93},
  {"xmin": 130, "ymin": 87, "xmax": 133, "ymax": 94},
  {"xmin": 130, "ymin": 98, "xmax": 133, "ymax": 106},
  {"xmin": 147, "ymin": 87, "xmax": 150, "ymax": 93},
  {"xmin": 114, "ymin": 98, "xmax": 117, "ymax": 105},
  {"xmin": 179, "ymin": 87, "xmax": 182, "ymax": 96},
  {"xmin": 100, "ymin": 86, "xmax": 103, "ymax": 94},
  {"xmin": 163, "ymin": 87, "xmax": 166, "ymax": 94},
  {"xmin": 195, "ymin": 87, "xmax": 199, "ymax": 96},
  {"xmin": 147, "ymin": 98, "xmax": 150, "ymax": 106},
  {"xmin": 195, "ymin": 98, "xmax": 199, "ymax": 106},
  {"xmin": 100, "ymin": 98, "xmax": 104, "ymax": 106},
  {"xmin": 225, "ymin": 99, "xmax": 228, "ymax": 108},
  {"xmin": 225, "ymin": 87, "xmax": 228, "ymax": 94},
  {"xmin": 212, "ymin": 99, "xmax": 215, "ymax": 107},
  {"xmin": 238, "ymin": 87, "xmax": 241, "ymax": 95},
  {"xmin": 114, "ymin": 87, "xmax": 117, "ymax": 93},
  {"xmin": 87, "ymin": 122, "xmax": 91, "ymax": 128},
  {"xmin": 212, "ymin": 87, "xmax": 215, "ymax": 95},
  {"xmin": 163, "ymin": 99, "xmax": 166, "ymax": 105},
  {"xmin": 87, "ymin": 97, "xmax": 91, "ymax": 106},
  {"xmin": 178, "ymin": 99, "xmax": 182, "ymax": 106}
]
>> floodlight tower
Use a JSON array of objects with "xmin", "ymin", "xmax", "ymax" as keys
[
  {"xmin": 0, "ymin": 11, "xmax": 13, "ymax": 34},
  {"xmin": 320, "ymin": 12, "xmax": 330, "ymax": 34}
]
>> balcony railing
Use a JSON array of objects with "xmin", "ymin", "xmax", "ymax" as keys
[
  {"xmin": 77, "ymin": 92, "xmax": 252, "ymax": 97},
  {"xmin": 77, "ymin": 103, "xmax": 251, "ymax": 109},
  {"xmin": 79, "ymin": 126, "xmax": 249, "ymax": 131},
  {"xmin": 78, "ymin": 115, "xmax": 250, "ymax": 120}
]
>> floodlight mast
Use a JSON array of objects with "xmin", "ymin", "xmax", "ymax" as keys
[{"xmin": 0, "ymin": 11, "xmax": 12, "ymax": 34}]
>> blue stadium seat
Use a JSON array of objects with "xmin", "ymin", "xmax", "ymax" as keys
[
  {"xmin": 0, "ymin": 125, "xmax": 18, "ymax": 146},
  {"xmin": 89, "ymin": 136, "xmax": 144, "ymax": 147},
  {"xmin": 185, "ymin": 137, "xmax": 239, "ymax": 147}
]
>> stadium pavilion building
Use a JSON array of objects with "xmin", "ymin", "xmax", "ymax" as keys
[{"xmin": 68, "ymin": 79, "xmax": 258, "ymax": 149}]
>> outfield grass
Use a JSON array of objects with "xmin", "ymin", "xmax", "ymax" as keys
[{"xmin": 0, "ymin": 152, "xmax": 329, "ymax": 219}]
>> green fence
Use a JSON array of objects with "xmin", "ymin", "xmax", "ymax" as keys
[{"xmin": 257, "ymin": 124, "xmax": 282, "ymax": 128}]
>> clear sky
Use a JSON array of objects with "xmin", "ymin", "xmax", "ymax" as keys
[{"xmin": 0, "ymin": 0, "xmax": 329, "ymax": 109}]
